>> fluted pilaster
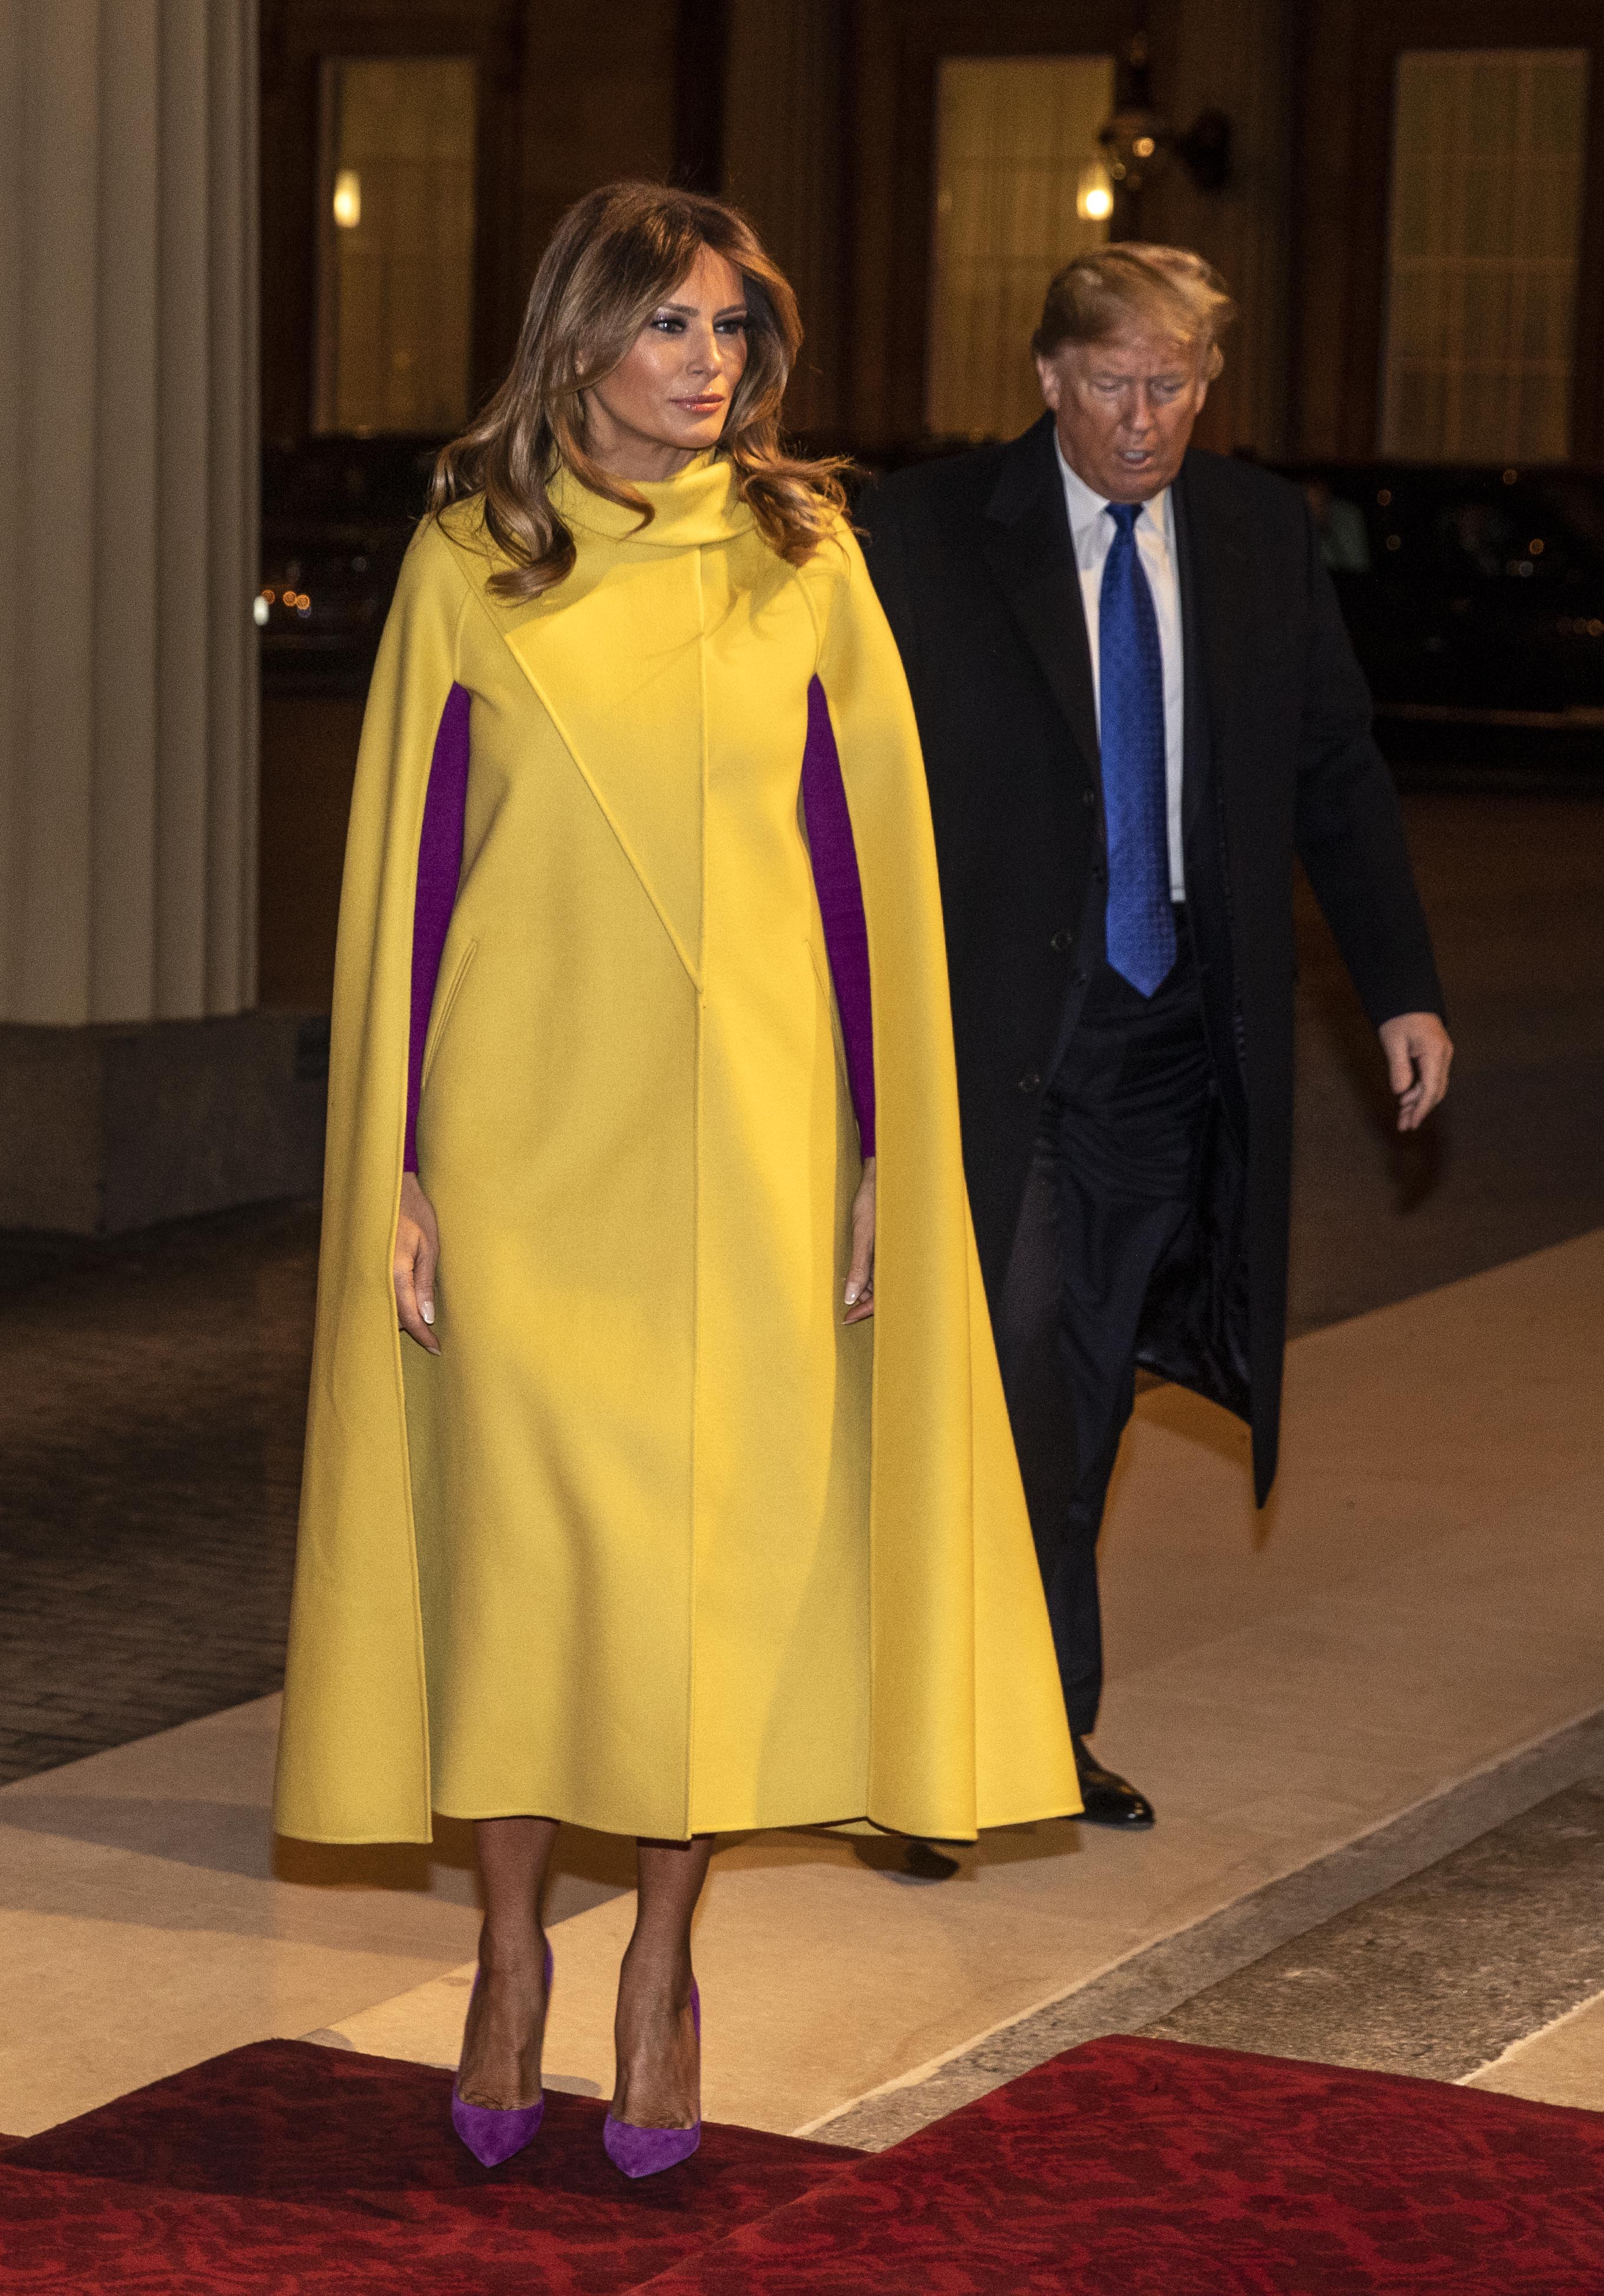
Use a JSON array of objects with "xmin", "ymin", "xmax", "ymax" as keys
[{"xmin": 0, "ymin": 0, "xmax": 258, "ymax": 1027}]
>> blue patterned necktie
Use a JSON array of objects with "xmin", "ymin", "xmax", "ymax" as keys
[{"xmin": 1099, "ymin": 501, "xmax": 1175, "ymax": 996}]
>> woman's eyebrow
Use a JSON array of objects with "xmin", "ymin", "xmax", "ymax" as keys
[{"xmin": 654, "ymin": 299, "xmax": 750, "ymax": 318}]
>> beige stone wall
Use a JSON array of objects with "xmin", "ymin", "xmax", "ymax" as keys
[{"xmin": 0, "ymin": 0, "xmax": 259, "ymax": 1027}]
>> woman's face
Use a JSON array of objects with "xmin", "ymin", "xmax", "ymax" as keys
[{"xmin": 584, "ymin": 246, "xmax": 751, "ymax": 481}]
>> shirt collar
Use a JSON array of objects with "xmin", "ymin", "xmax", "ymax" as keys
[{"xmin": 1053, "ymin": 433, "xmax": 1172, "ymax": 545}]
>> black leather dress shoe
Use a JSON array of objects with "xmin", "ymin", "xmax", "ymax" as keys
[{"xmin": 1071, "ymin": 1735, "xmax": 1156, "ymax": 1828}]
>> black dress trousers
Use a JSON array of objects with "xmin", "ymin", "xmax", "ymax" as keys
[{"xmin": 994, "ymin": 913, "xmax": 1215, "ymax": 1736}]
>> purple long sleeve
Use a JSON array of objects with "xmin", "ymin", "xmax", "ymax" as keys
[
  {"xmin": 801, "ymin": 677, "xmax": 876, "ymax": 1156},
  {"xmin": 404, "ymin": 683, "xmax": 472, "ymax": 1172},
  {"xmin": 403, "ymin": 674, "xmax": 874, "ymax": 1167}
]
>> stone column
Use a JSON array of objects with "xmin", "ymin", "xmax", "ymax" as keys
[
  {"xmin": 0, "ymin": 4, "xmax": 321, "ymax": 1232},
  {"xmin": 721, "ymin": 0, "xmax": 848, "ymax": 437},
  {"xmin": 1143, "ymin": 0, "xmax": 1297, "ymax": 458},
  {"xmin": 0, "ymin": 0, "xmax": 258, "ymax": 1030}
]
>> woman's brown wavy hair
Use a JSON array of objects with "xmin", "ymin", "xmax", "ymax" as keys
[{"xmin": 429, "ymin": 181, "xmax": 849, "ymax": 600}]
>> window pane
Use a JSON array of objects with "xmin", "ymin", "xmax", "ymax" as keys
[
  {"xmin": 927, "ymin": 54, "xmax": 1116, "ymax": 441},
  {"xmin": 1381, "ymin": 49, "xmax": 1588, "ymax": 463},
  {"xmin": 314, "ymin": 57, "xmax": 478, "ymax": 436}
]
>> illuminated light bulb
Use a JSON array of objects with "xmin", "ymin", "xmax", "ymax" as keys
[
  {"xmin": 253, "ymin": 596, "xmax": 269, "ymax": 628},
  {"xmin": 332, "ymin": 169, "xmax": 362, "ymax": 230},
  {"xmin": 1133, "ymin": 135, "xmax": 1156, "ymax": 158},
  {"xmin": 1077, "ymin": 164, "xmax": 1115, "ymax": 223}
]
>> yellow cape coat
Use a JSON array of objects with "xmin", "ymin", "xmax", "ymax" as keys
[{"xmin": 273, "ymin": 456, "xmax": 1078, "ymax": 1844}]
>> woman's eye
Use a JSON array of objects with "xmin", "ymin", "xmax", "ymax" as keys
[
  {"xmin": 651, "ymin": 316, "xmax": 686, "ymax": 334},
  {"xmin": 716, "ymin": 316, "xmax": 749, "ymax": 335}
]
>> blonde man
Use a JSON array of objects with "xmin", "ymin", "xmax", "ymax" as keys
[{"xmin": 859, "ymin": 245, "xmax": 1450, "ymax": 1828}]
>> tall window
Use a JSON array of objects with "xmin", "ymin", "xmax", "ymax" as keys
[
  {"xmin": 927, "ymin": 55, "xmax": 1116, "ymax": 441},
  {"xmin": 314, "ymin": 57, "xmax": 478, "ymax": 436},
  {"xmin": 1381, "ymin": 48, "xmax": 1589, "ymax": 462}
]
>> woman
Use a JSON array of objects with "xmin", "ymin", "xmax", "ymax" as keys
[{"xmin": 273, "ymin": 182, "xmax": 1076, "ymax": 2176}]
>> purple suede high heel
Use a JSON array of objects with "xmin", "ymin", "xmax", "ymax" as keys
[
  {"xmin": 451, "ymin": 1940, "xmax": 554, "ymax": 2167},
  {"xmin": 602, "ymin": 1982, "xmax": 702, "ymax": 2178}
]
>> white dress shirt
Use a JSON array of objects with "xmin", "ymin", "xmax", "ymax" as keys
[{"xmin": 1055, "ymin": 438, "xmax": 1187, "ymax": 901}]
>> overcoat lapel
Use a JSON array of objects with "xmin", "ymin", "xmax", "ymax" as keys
[
  {"xmin": 1172, "ymin": 456, "xmax": 1253, "ymax": 1153},
  {"xmin": 981, "ymin": 416, "xmax": 1100, "ymax": 785},
  {"xmin": 1174, "ymin": 455, "xmax": 1252, "ymax": 857},
  {"xmin": 1172, "ymin": 474, "xmax": 1209, "ymax": 854}
]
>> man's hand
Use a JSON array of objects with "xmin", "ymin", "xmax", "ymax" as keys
[
  {"xmin": 1378, "ymin": 1011, "xmax": 1453, "ymax": 1132},
  {"xmin": 395, "ymin": 1170, "xmax": 442, "ymax": 1353},
  {"xmin": 844, "ymin": 1156, "xmax": 876, "ymax": 1324}
]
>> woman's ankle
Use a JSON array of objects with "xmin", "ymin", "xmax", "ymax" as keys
[
  {"xmin": 618, "ymin": 1941, "xmax": 693, "ymax": 2010},
  {"xmin": 477, "ymin": 1919, "xmax": 548, "ymax": 1978}
]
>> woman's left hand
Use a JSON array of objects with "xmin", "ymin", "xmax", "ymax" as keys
[{"xmin": 844, "ymin": 1155, "xmax": 876, "ymax": 1324}]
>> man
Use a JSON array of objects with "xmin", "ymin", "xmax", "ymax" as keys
[{"xmin": 859, "ymin": 245, "xmax": 1450, "ymax": 1828}]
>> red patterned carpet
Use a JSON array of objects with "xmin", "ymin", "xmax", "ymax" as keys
[
  {"xmin": 0, "ymin": 2040, "xmax": 852, "ymax": 2294},
  {"xmin": 5, "ymin": 2034, "xmax": 1604, "ymax": 2293}
]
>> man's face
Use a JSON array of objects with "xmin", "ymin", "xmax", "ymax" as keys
[{"xmin": 1036, "ymin": 326, "xmax": 1211, "ymax": 502}]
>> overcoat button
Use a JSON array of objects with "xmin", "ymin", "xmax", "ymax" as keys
[
  {"xmin": 1050, "ymin": 929, "xmax": 1072, "ymax": 951},
  {"xmin": 1081, "ymin": 788, "xmax": 1096, "ymax": 810},
  {"xmin": 1018, "ymin": 1070, "xmax": 1042, "ymax": 1093}
]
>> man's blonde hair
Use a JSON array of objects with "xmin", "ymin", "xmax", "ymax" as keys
[{"xmin": 1033, "ymin": 243, "xmax": 1237, "ymax": 380}]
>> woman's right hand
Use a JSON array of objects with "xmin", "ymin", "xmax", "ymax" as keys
[{"xmin": 395, "ymin": 1172, "xmax": 442, "ymax": 1355}]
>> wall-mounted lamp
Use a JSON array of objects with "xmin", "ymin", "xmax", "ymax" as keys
[
  {"xmin": 1098, "ymin": 35, "xmax": 1232, "ymax": 200},
  {"xmin": 1077, "ymin": 164, "xmax": 1115, "ymax": 222},
  {"xmin": 332, "ymin": 168, "xmax": 362, "ymax": 230}
]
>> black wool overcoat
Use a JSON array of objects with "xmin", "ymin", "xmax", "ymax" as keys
[{"xmin": 857, "ymin": 415, "xmax": 1446, "ymax": 1502}]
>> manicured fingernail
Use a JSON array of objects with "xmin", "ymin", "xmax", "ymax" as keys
[
  {"xmin": 844, "ymin": 1284, "xmax": 859, "ymax": 1305},
  {"xmin": 422, "ymin": 1301, "xmax": 435, "ymax": 1325}
]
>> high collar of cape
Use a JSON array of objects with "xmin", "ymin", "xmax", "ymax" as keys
[{"xmin": 549, "ymin": 452, "xmax": 755, "ymax": 549}]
